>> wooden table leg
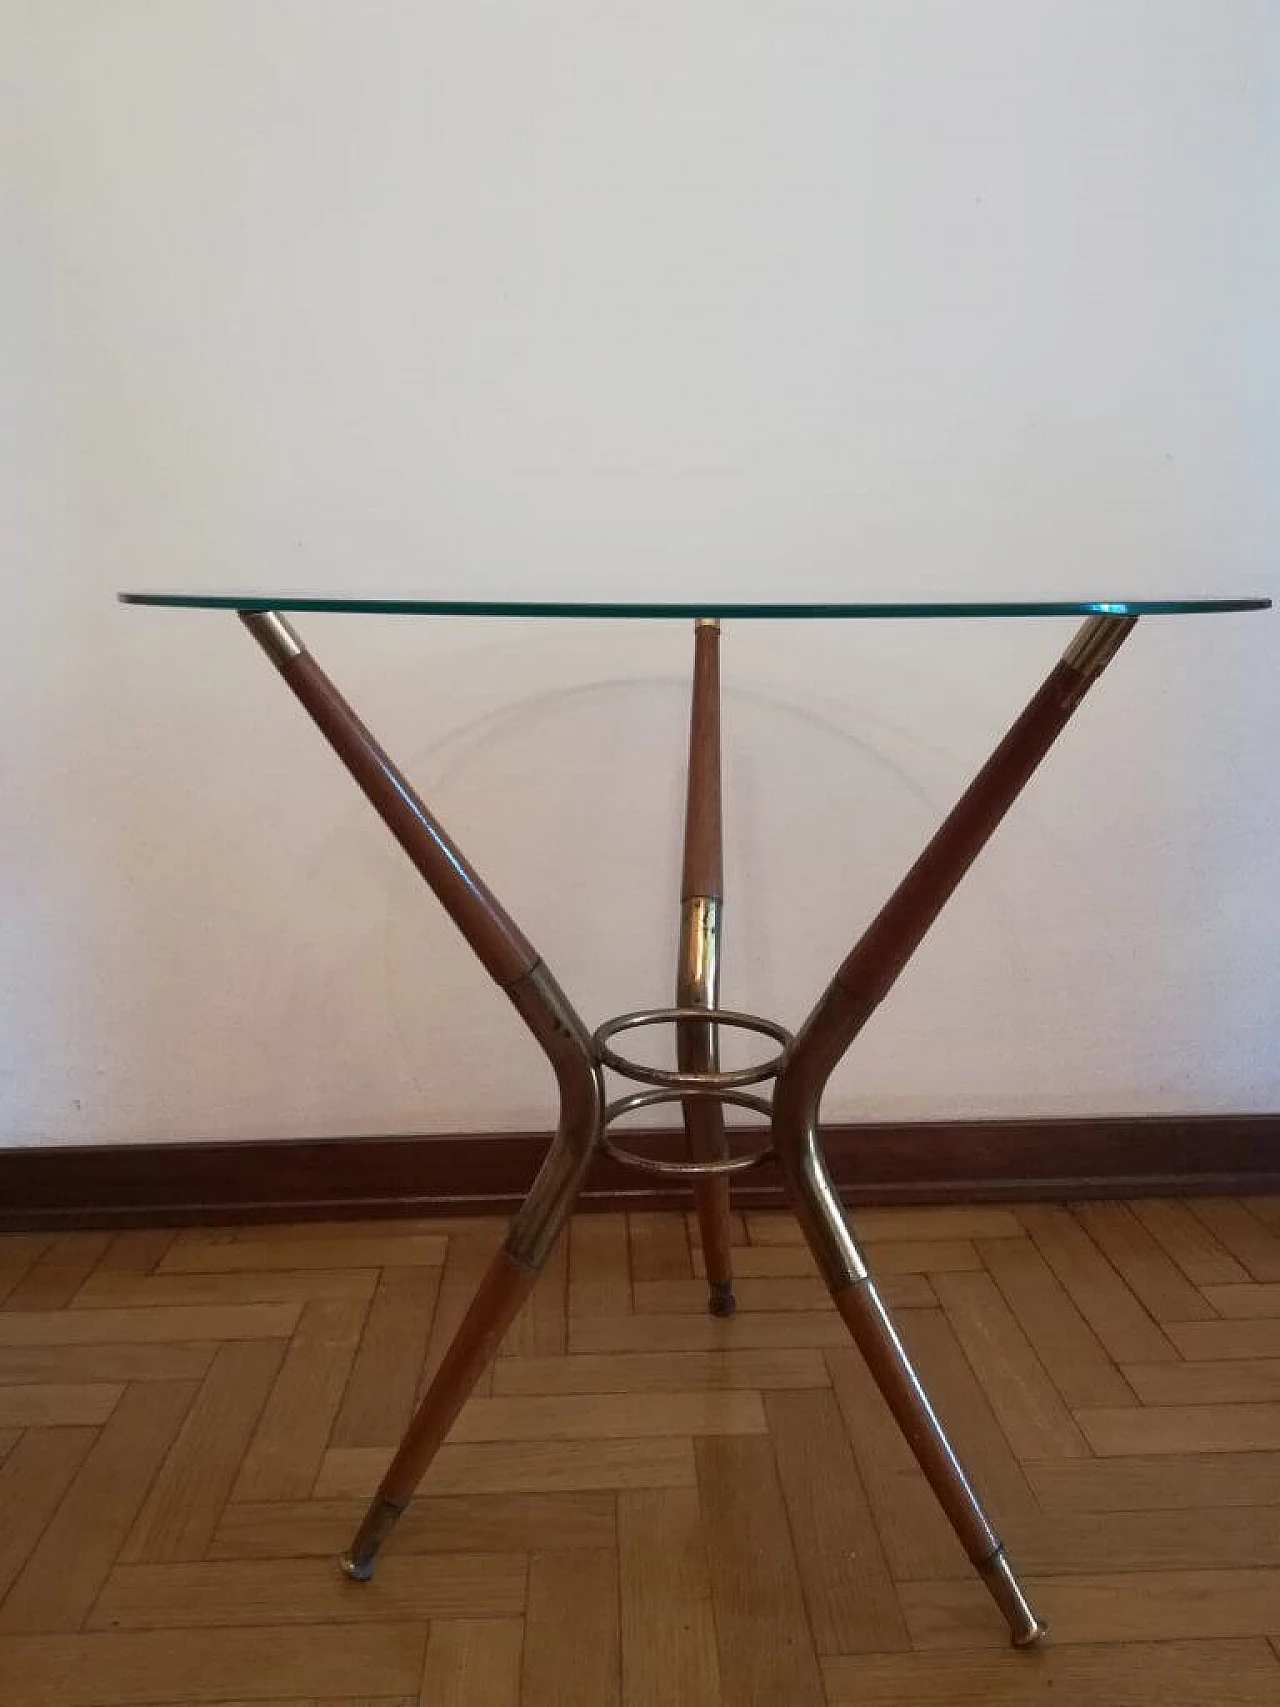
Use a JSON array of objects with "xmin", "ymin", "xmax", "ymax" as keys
[
  {"xmin": 771, "ymin": 613, "xmax": 1138, "ymax": 1645},
  {"xmin": 677, "ymin": 618, "xmax": 736, "ymax": 1315},
  {"xmin": 239, "ymin": 612, "xmax": 604, "ymax": 1579}
]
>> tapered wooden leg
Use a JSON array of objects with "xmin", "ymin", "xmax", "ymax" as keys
[
  {"xmin": 341, "ymin": 1247, "xmax": 538, "ymax": 1578},
  {"xmin": 678, "ymin": 618, "xmax": 736, "ymax": 1314},
  {"xmin": 341, "ymin": 962, "xmax": 603, "ymax": 1579},
  {"xmin": 832, "ymin": 1276, "xmax": 1043, "ymax": 1643},
  {"xmin": 238, "ymin": 611, "xmax": 605, "ymax": 1578},
  {"xmin": 770, "ymin": 614, "xmax": 1139, "ymax": 1644}
]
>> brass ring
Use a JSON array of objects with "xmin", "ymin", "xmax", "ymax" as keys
[
  {"xmin": 601, "ymin": 1087, "xmax": 774, "ymax": 1178},
  {"xmin": 593, "ymin": 1005, "xmax": 792, "ymax": 1091}
]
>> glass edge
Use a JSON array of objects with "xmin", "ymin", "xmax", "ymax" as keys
[{"xmin": 117, "ymin": 592, "xmax": 1272, "ymax": 616}]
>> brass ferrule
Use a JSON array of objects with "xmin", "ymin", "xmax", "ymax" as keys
[{"xmin": 240, "ymin": 609, "xmax": 305, "ymax": 665}]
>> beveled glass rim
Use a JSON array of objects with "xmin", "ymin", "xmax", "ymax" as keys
[{"xmin": 118, "ymin": 593, "xmax": 1270, "ymax": 618}]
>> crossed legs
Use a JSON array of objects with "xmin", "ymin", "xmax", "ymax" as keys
[{"xmin": 241, "ymin": 607, "xmax": 1136, "ymax": 1642}]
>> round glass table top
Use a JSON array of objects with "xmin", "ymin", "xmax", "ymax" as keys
[{"xmin": 119, "ymin": 593, "xmax": 1269, "ymax": 619}]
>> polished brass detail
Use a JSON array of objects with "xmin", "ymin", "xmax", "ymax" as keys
[
  {"xmin": 595, "ymin": 1005, "xmax": 792, "ymax": 1092},
  {"xmin": 678, "ymin": 896, "xmax": 721, "ymax": 1009},
  {"xmin": 980, "ymin": 1548, "xmax": 1049, "ymax": 1646},
  {"xmin": 1062, "ymin": 613, "xmax": 1139, "ymax": 679},
  {"xmin": 770, "ymin": 1025, "xmax": 870, "ymax": 1288},
  {"xmin": 601, "ymin": 1085, "xmax": 774, "ymax": 1177},
  {"xmin": 504, "ymin": 962, "xmax": 605, "ymax": 1270},
  {"xmin": 239, "ymin": 608, "xmax": 305, "ymax": 665},
  {"xmin": 694, "ymin": 616, "xmax": 721, "ymax": 630}
]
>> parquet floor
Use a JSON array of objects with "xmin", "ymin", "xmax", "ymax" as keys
[{"xmin": 2, "ymin": 1199, "xmax": 1280, "ymax": 1704}]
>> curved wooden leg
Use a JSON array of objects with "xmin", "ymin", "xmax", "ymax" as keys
[
  {"xmin": 768, "ymin": 614, "xmax": 1139, "ymax": 1645},
  {"xmin": 772, "ymin": 1097, "xmax": 1045, "ymax": 1644},
  {"xmin": 237, "ymin": 613, "xmax": 605, "ymax": 1578},
  {"xmin": 341, "ymin": 1245, "xmax": 540, "ymax": 1578},
  {"xmin": 343, "ymin": 963, "xmax": 603, "ymax": 1579},
  {"xmin": 679, "ymin": 618, "xmax": 736, "ymax": 1314},
  {"xmin": 831, "ymin": 1274, "xmax": 1043, "ymax": 1641}
]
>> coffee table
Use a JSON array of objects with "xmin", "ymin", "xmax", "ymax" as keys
[{"xmin": 120, "ymin": 592, "xmax": 1269, "ymax": 1646}]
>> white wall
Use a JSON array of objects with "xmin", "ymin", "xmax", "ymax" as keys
[{"xmin": 2, "ymin": 0, "xmax": 1276, "ymax": 1147}]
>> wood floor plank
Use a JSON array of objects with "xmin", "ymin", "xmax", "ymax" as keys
[
  {"xmin": 627, "ymin": 1212, "xmax": 692, "ymax": 1281},
  {"xmin": 0, "ymin": 1428, "xmax": 97, "ymax": 1602},
  {"xmin": 522, "ymin": 1549, "xmax": 619, "ymax": 1707},
  {"xmin": 0, "ymin": 1341, "xmax": 217, "ymax": 1385},
  {"xmin": 1189, "ymin": 1200, "xmax": 1280, "ymax": 1282},
  {"xmin": 825, "ymin": 1344, "xmax": 969, "ymax": 1581},
  {"xmin": 766, "ymin": 1387, "xmax": 909, "ymax": 1654},
  {"xmin": 1017, "ymin": 1205, "xmax": 1177, "ymax": 1363},
  {"xmin": 619, "ymin": 1487, "xmax": 719, "ymax": 1707},
  {"xmin": 1170, "ymin": 1318, "xmax": 1280, "ymax": 1360},
  {"xmin": 978, "ymin": 1235, "xmax": 1138, "ymax": 1407},
  {"xmin": 569, "ymin": 1215, "xmax": 632, "ymax": 1319},
  {"xmin": 90, "ymin": 1229, "xmax": 177, "ymax": 1277},
  {"xmin": 1077, "ymin": 1403, "xmax": 1280, "ymax": 1455},
  {"xmin": 933, "ymin": 1270, "xmax": 1089, "ymax": 1459},
  {"xmin": 822, "ymin": 1637, "xmax": 1280, "ymax": 1705},
  {"xmin": 492, "ymin": 1346, "xmax": 828, "ymax": 1396},
  {"xmin": 570, "ymin": 1309, "xmax": 853, "ymax": 1355},
  {"xmin": 900, "ymin": 1567, "xmax": 1280, "ymax": 1648},
  {"xmin": 500, "ymin": 1231, "xmax": 568, "ymax": 1358},
  {"xmin": 221, "ymin": 1215, "xmax": 455, "ymax": 1243},
  {"xmin": 317, "ymin": 1436, "xmax": 696, "ymax": 1498},
  {"xmin": 695, "ymin": 1433, "xmax": 826, "ymax": 1706},
  {"xmin": 0, "ymin": 1381, "xmax": 121, "ymax": 1426},
  {"xmin": 693, "ymin": 1243, "xmax": 816, "ymax": 1278},
  {"xmin": 0, "ymin": 1234, "xmax": 54, "ymax": 1305},
  {"xmin": 121, "ymin": 1339, "xmax": 287, "ymax": 1562},
  {"xmin": 693, "ymin": 1239, "xmax": 982, "ymax": 1278},
  {"xmin": 633, "ymin": 1273, "xmax": 934, "ymax": 1313},
  {"xmin": 1124, "ymin": 1358, "xmax": 1280, "ymax": 1405},
  {"xmin": 89, "ymin": 1552, "xmax": 527, "ymax": 1627},
  {"xmin": 0, "ymin": 1381, "xmax": 196, "ymax": 1633},
  {"xmin": 1026, "ymin": 1452, "xmax": 1280, "ymax": 1511},
  {"xmin": 232, "ymin": 1298, "xmax": 369, "ymax": 1501},
  {"xmin": 127, "ymin": 1699, "xmax": 325, "ymax": 1707},
  {"xmin": 450, "ymin": 1390, "xmax": 765, "ymax": 1443},
  {"xmin": 2, "ymin": 1233, "xmax": 115, "ymax": 1312},
  {"xmin": 328, "ymin": 1263, "xmax": 440, "ymax": 1448},
  {"xmin": 419, "ymin": 1618, "xmax": 523, "ymax": 1707},
  {"xmin": 209, "ymin": 1492, "xmax": 615, "ymax": 1559},
  {"xmin": 1001, "ymin": 1503, "xmax": 1280, "ymax": 1574},
  {"xmin": 1072, "ymin": 1200, "xmax": 1219, "ymax": 1323},
  {"xmin": 385, "ymin": 1214, "xmax": 510, "ymax": 1240},
  {"xmin": 0, "ymin": 1302, "xmax": 300, "ymax": 1345},
  {"xmin": 159, "ymin": 1234, "xmax": 446, "ymax": 1273},
  {"xmin": 0, "ymin": 1625, "xmax": 426, "ymax": 1705},
  {"xmin": 686, "ymin": 1209, "xmax": 747, "ymax": 1248},
  {"xmin": 1131, "ymin": 1198, "xmax": 1250, "ymax": 1287},
  {"xmin": 73, "ymin": 1268, "xmax": 378, "ymax": 1310},
  {"xmin": 747, "ymin": 1206, "xmax": 1025, "ymax": 1245},
  {"xmin": 1203, "ymin": 1284, "xmax": 1280, "ymax": 1318}
]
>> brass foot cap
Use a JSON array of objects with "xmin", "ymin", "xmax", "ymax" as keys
[
  {"xmin": 1012, "ymin": 1620, "xmax": 1049, "ymax": 1649},
  {"xmin": 709, "ymin": 1282, "xmax": 737, "ymax": 1318},
  {"xmin": 340, "ymin": 1553, "xmax": 375, "ymax": 1583}
]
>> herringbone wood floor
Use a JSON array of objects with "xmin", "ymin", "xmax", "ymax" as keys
[{"xmin": 2, "ymin": 1199, "xmax": 1280, "ymax": 1704}]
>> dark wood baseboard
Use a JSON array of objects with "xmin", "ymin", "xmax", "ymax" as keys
[{"xmin": 1, "ymin": 1115, "xmax": 1276, "ymax": 1230}]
